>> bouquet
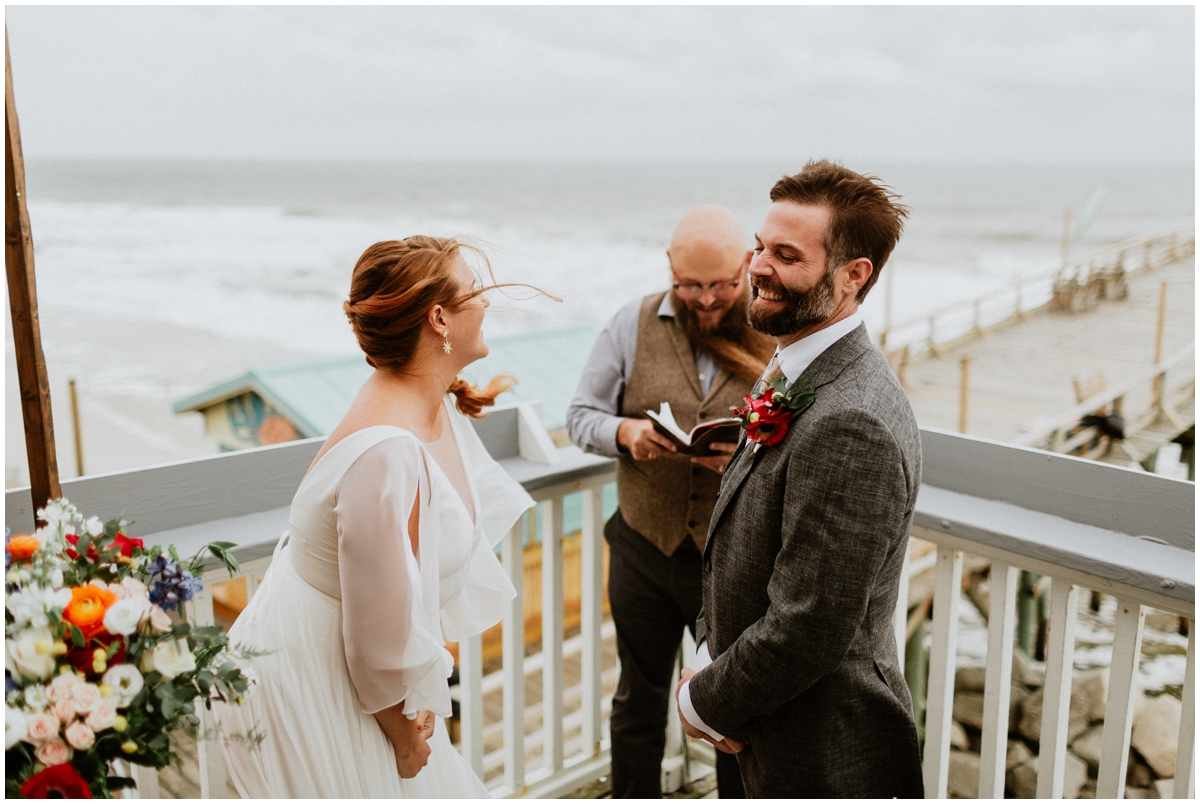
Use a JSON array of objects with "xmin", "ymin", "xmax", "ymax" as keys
[{"xmin": 5, "ymin": 498, "xmax": 258, "ymax": 798}]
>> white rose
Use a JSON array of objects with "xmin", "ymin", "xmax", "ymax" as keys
[
  {"xmin": 8, "ymin": 627, "xmax": 56, "ymax": 681},
  {"xmin": 140, "ymin": 639, "xmax": 196, "ymax": 680},
  {"xmin": 101, "ymin": 665, "xmax": 144, "ymax": 708},
  {"xmin": 5, "ymin": 706, "xmax": 26, "ymax": 749},
  {"xmin": 85, "ymin": 698, "xmax": 117, "ymax": 732},
  {"xmin": 103, "ymin": 597, "xmax": 147, "ymax": 636},
  {"xmin": 120, "ymin": 577, "xmax": 149, "ymax": 600}
]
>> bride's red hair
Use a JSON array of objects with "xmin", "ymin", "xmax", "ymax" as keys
[{"xmin": 343, "ymin": 236, "xmax": 536, "ymax": 418}]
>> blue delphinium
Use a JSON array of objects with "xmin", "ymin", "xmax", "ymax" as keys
[{"xmin": 147, "ymin": 555, "xmax": 203, "ymax": 612}]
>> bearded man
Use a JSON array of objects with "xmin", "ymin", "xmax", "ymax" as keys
[
  {"xmin": 568, "ymin": 205, "xmax": 771, "ymax": 798},
  {"xmin": 675, "ymin": 161, "xmax": 924, "ymax": 797}
]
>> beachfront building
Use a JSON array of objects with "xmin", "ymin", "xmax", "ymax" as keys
[{"xmin": 172, "ymin": 326, "xmax": 597, "ymax": 451}]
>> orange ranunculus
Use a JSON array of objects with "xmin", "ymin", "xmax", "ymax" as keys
[
  {"xmin": 6, "ymin": 534, "xmax": 40, "ymax": 561},
  {"xmin": 63, "ymin": 585, "xmax": 118, "ymax": 639}
]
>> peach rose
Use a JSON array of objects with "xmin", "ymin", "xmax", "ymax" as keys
[
  {"xmin": 23, "ymin": 712, "xmax": 60, "ymax": 744},
  {"xmin": 71, "ymin": 682, "xmax": 102, "ymax": 714},
  {"xmin": 64, "ymin": 721, "xmax": 95, "ymax": 751},
  {"xmin": 52, "ymin": 698, "xmax": 76, "ymax": 724},
  {"xmin": 85, "ymin": 699, "xmax": 118, "ymax": 732},
  {"xmin": 63, "ymin": 586, "xmax": 117, "ymax": 640},
  {"xmin": 34, "ymin": 737, "xmax": 72, "ymax": 766},
  {"xmin": 47, "ymin": 673, "xmax": 79, "ymax": 703}
]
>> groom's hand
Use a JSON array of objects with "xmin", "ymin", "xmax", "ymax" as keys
[
  {"xmin": 675, "ymin": 668, "xmax": 746, "ymax": 755},
  {"xmin": 690, "ymin": 441, "xmax": 736, "ymax": 475}
]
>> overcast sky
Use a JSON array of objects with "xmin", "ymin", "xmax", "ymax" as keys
[{"xmin": 5, "ymin": 5, "xmax": 1194, "ymax": 164}]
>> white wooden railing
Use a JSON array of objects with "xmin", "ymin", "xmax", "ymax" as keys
[
  {"xmin": 5, "ymin": 426, "xmax": 1194, "ymax": 799},
  {"xmin": 878, "ymin": 222, "xmax": 1195, "ymax": 358}
]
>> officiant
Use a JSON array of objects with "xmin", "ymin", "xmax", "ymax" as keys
[{"xmin": 567, "ymin": 205, "xmax": 772, "ymax": 798}]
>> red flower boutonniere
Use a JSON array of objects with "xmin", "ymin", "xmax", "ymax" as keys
[{"xmin": 731, "ymin": 377, "xmax": 819, "ymax": 451}]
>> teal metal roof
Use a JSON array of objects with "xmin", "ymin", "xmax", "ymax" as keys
[{"xmin": 173, "ymin": 326, "xmax": 599, "ymax": 435}]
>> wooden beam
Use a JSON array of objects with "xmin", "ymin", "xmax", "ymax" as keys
[{"xmin": 5, "ymin": 30, "xmax": 61, "ymax": 515}]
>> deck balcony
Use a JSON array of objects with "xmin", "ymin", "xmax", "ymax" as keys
[{"xmin": 5, "ymin": 416, "xmax": 1194, "ymax": 799}]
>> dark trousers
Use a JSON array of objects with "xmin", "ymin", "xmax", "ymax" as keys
[{"xmin": 606, "ymin": 510, "xmax": 745, "ymax": 799}]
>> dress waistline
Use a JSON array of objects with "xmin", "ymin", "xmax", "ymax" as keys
[{"xmin": 277, "ymin": 535, "xmax": 343, "ymax": 601}]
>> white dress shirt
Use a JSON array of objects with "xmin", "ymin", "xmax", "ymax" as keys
[{"xmin": 677, "ymin": 309, "xmax": 864, "ymax": 743}]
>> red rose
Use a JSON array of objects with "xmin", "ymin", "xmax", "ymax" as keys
[
  {"xmin": 66, "ymin": 531, "xmax": 142, "ymax": 560},
  {"xmin": 744, "ymin": 390, "xmax": 793, "ymax": 447},
  {"xmin": 20, "ymin": 763, "xmax": 93, "ymax": 798},
  {"xmin": 66, "ymin": 633, "xmax": 126, "ymax": 677},
  {"xmin": 112, "ymin": 533, "xmax": 144, "ymax": 557}
]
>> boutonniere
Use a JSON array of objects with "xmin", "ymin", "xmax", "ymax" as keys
[{"xmin": 731, "ymin": 376, "xmax": 819, "ymax": 451}]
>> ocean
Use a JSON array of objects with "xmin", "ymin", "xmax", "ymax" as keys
[{"xmin": 4, "ymin": 160, "xmax": 1195, "ymax": 483}]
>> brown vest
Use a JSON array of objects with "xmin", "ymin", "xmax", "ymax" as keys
[{"xmin": 616, "ymin": 292, "xmax": 753, "ymax": 555}]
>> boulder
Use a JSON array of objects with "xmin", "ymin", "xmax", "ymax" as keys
[
  {"xmin": 1127, "ymin": 758, "xmax": 1154, "ymax": 789},
  {"xmin": 1007, "ymin": 753, "xmax": 1088, "ymax": 799},
  {"xmin": 955, "ymin": 692, "xmax": 985, "ymax": 729},
  {"xmin": 1018, "ymin": 669, "xmax": 1107, "ymax": 744},
  {"xmin": 951, "ymin": 720, "xmax": 971, "ymax": 751},
  {"xmin": 1071, "ymin": 725, "xmax": 1104, "ymax": 775},
  {"xmin": 1014, "ymin": 649, "xmax": 1045, "ymax": 687},
  {"xmin": 1007, "ymin": 740, "xmax": 1033, "ymax": 770},
  {"xmin": 1154, "ymin": 778, "xmax": 1176, "ymax": 799},
  {"xmin": 948, "ymin": 750, "xmax": 981, "ymax": 798},
  {"xmin": 957, "ymin": 666, "xmax": 988, "ymax": 693},
  {"xmin": 1131, "ymin": 694, "xmax": 1181, "ymax": 778},
  {"xmin": 1122, "ymin": 787, "xmax": 1153, "ymax": 798}
]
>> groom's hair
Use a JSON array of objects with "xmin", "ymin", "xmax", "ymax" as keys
[{"xmin": 770, "ymin": 160, "xmax": 909, "ymax": 301}]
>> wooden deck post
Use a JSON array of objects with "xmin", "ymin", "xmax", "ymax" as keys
[
  {"xmin": 5, "ymin": 31, "xmax": 61, "ymax": 515},
  {"xmin": 958, "ymin": 355, "xmax": 971, "ymax": 434}
]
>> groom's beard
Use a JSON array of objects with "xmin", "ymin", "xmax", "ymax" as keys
[
  {"xmin": 747, "ymin": 267, "xmax": 838, "ymax": 337},
  {"xmin": 671, "ymin": 289, "xmax": 775, "ymax": 385}
]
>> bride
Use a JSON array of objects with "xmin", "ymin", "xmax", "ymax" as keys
[{"xmin": 217, "ymin": 236, "xmax": 541, "ymax": 797}]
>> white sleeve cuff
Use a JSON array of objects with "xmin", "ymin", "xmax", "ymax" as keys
[
  {"xmin": 691, "ymin": 640, "xmax": 712, "ymax": 671},
  {"xmin": 679, "ymin": 677, "xmax": 724, "ymax": 743}
]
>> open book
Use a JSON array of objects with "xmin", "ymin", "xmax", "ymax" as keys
[{"xmin": 645, "ymin": 402, "xmax": 741, "ymax": 457}]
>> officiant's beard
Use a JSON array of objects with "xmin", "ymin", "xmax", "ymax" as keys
[
  {"xmin": 747, "ymin": 268, "xmax": 837, "ymax": 337},
  {"xmin": 671, "ymin": 288, "xmax": 775, "ymax": 384}
]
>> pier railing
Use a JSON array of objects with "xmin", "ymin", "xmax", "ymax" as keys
[
  {"xmin": 1016, "ymin": 344, "xmax": 1195, "ymax": 461},
  {"xmin": 5, "ymin": 428, "xmax": 1194, "ymax": 799},
  {"xmin": 878, "ymin": 222, "xmax": 1195, "ymax": 360}
]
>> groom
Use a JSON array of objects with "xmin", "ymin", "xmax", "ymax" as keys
[{"xmin": 675, "ymin": 160, "xmax": 924, "ymax": 797}]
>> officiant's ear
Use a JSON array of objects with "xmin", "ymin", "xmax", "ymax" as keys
[{"xmin": 839, "ymin": 257, "xmax": 874, "ymax": 300}]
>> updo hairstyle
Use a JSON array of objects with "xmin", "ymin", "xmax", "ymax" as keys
[{"xmin": 343, "ymin": 236, "xmax": 514, "ymax": 417}]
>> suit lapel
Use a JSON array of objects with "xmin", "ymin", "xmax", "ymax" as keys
[{"xmin": 703, "ymin": 323, "xmax": 874, "ymax": 556}]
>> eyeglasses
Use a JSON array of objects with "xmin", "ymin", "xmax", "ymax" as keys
[{"xmin": 672, "ymin": 275, "xmax": 742, "ymax": 299}]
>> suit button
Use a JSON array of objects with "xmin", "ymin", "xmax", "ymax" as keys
[
  {"xmin": 689, "ymin": 493, "xmax": 699, "ymax": 501},
  {"xmin": 692, "ymin": 467, "xmax": 701, "ymax": 476},
  {"xmin": 688, "ymin": 520, "xmax": 697, "ymax": 528}
]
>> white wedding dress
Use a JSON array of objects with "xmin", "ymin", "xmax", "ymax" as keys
[{"xmin": 216, "ymin": 396, "xmax": 533, "ymax": 798}]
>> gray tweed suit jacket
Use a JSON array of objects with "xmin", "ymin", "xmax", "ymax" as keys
[{"xmin": 690, "ymin": 323, "xmax": 924, "ymax": 798}]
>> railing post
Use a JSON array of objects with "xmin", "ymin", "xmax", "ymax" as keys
[
  {"xmin": 1096, "ymin": 599, "xmax": 1145, "ymax": 799},
  {"xmin": 580, "ymin": 485, "xmax": 605, "ymax": 757},
  {"xmin": 1036, "ymin": 580, "xmax": 1080, "ymax": 798},
  {"xmin": 185, "ymin": 585, "xmax": 227, "ymax": 799},
  {"xmin": 460, "ymin": 632, "xmax": 485, "ymax": 779},
  {"xmin": 501, "ymin": 521, "xmax": 526, "ymax": 794},
  {"xmin": 1175, "ymin": 621, "xmax": 1196, "ymax": 799},
  {"xmin": 541, "ymin": 496, "xmax": 565, "ymax": 773},
  {"xmin": 922, "ymin": 546, "xmax": 962, "ymax": 798},
  {"xmin": 979, "ymin": 561, "xmax": 1018, "ymax": 798},
  {"xmin": 128, "ymin": 762, "xmax": 160, "ymax": 799}
]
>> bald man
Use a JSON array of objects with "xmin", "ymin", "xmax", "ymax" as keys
[{"xmin": 568, "ymin": 206, "xmax": 772, "ymax": 798}]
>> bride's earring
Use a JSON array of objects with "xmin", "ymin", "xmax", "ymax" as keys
[{"xmin": 442, "ymin": 330, "xmax": 452, "ymax": 354}]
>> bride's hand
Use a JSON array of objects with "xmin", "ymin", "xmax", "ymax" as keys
[
  {"xmin": 416, "ymin": 710, "xmax": 436, "ymax": 740},
  {"xmin": 395, "ymin": 735, "xmax": 431, "ymax": 779},
  {"xmin": 374, "ymin": 703, "xmax": 433, "ymax": 779}
]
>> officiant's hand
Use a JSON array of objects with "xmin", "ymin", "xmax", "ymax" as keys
[
  {"xmin": 690, "ymin": 441, "xmax": 737, "ymax": 475},
  {"xmin": 675, "ymin": 668, "xmax": 745, "ymax": 755},
  {"xmin": 618, "ymin": 418, "xmax": 677, "ymax": 461}
]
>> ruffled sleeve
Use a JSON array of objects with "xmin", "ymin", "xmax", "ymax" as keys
[
  {"xmin": 334, "ymin": 436, "xmax": 455, "ymax": 718},
  {"xmin": 437, "ymin": 405, "xmax": 533, "ymax": 643}
]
